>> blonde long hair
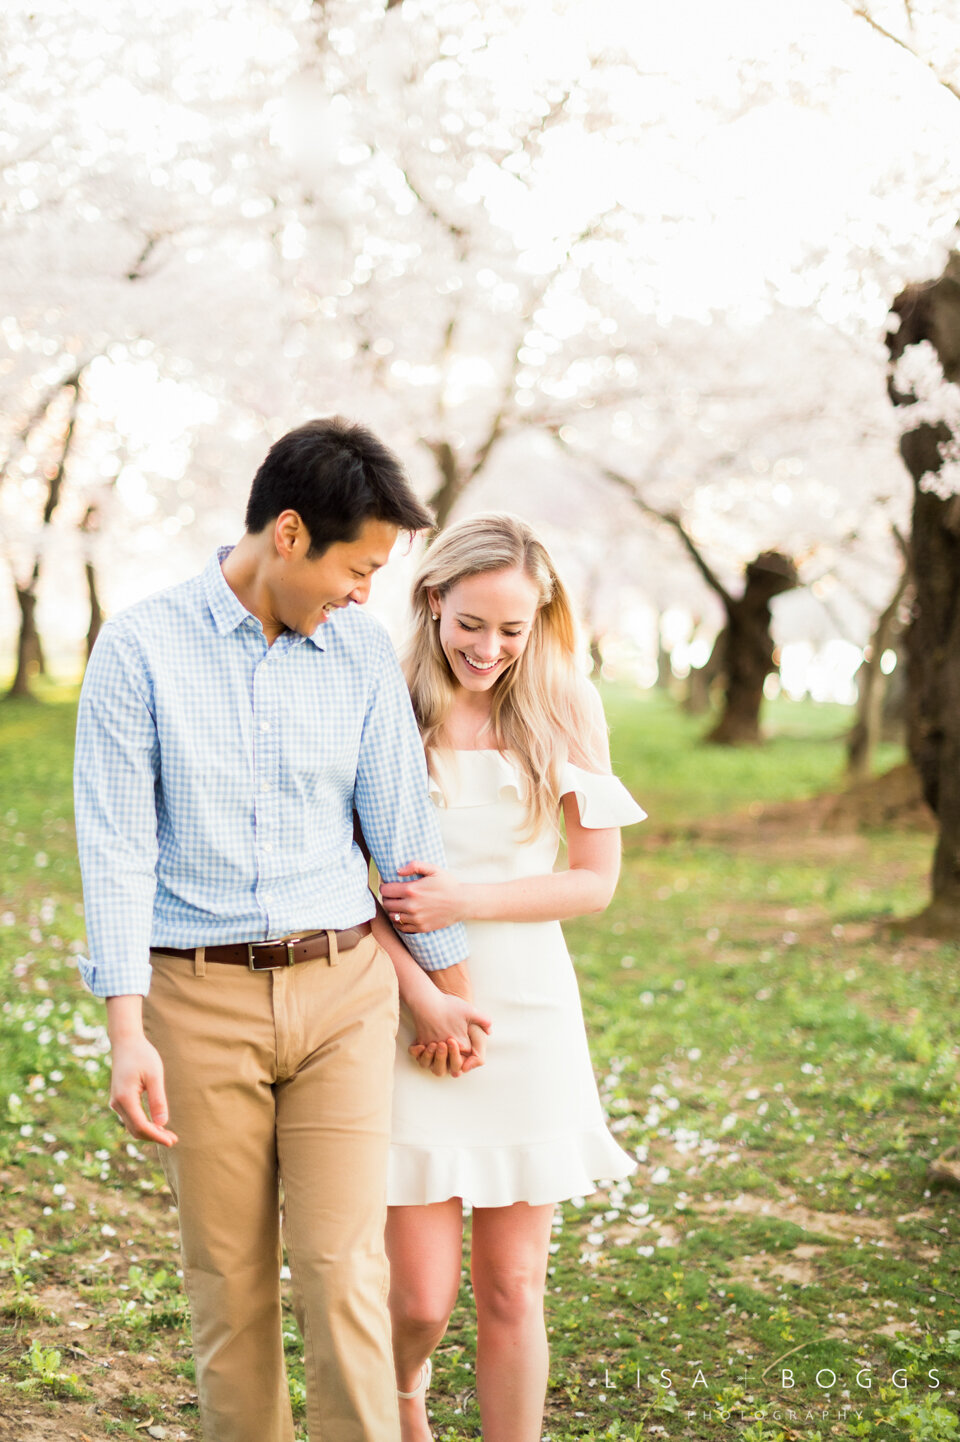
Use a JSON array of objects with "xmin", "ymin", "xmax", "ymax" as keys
[{"xmin": 405, "ymin": 512, "xmax": 606, "ymax": 837}]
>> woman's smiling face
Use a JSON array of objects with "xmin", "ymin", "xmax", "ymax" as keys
[{"xmin": 429, "ymin": 566, "xmax": 541, "ymax": 693}]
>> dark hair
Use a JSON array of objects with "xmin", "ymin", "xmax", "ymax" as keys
[{"xmin": 245, "ymin": 417, "xmax": 433, "ymax": 556}]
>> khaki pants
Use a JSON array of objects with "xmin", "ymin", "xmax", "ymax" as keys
[{"xmin": 142, "ymin": 932, "xmax": 401, "ymax": 1442}]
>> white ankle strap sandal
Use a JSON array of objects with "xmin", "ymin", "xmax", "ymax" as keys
[{"xmin": 397, "ymin": 1355, "xmax": 432, "ymax": 1399}]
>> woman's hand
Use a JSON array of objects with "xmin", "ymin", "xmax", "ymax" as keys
[
  {"xmin": 410, "ymin": 1022, "xmax": 488, "ymax": 1076},
  {"xmin": 406, "ymin": 987, "xmax": 491, "ymax": 1077},
  {"xmin": 381, "ymin": 861, "xmax": 465, "ymax": 933}
]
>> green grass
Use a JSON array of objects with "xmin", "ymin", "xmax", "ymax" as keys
[
  {"xmin": 0, "ymin": 690, "xmax": 957, "ymax": 1442},
  {"xmin": 602, "ymin": 689, "xmax": 904, "ymax": 825}
]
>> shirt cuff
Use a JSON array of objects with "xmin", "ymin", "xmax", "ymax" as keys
[
  {"xmin": 76, "ymin": 955, "xmax": 151, "ymax": 999},
  {"xmin": 400, "ymin": 921, "xmax": 469, "ymax": 972}
]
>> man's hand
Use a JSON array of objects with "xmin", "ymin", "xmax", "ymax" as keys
[
  {"xmin": 106, "ymin": 996, "xmax": 178, "ymax": 1147},
  {"xmin": 405, "ymin": 961, "xmax": 490, "ymax": 1078},
  {"xmin": 381, "ymin": 861, "xmax": 464, "ymax": 933},
  {"xmin": 410, "ymin": 1021, "xmax": 488, "ymax": 1076},
  {"xmin": 406, "ymin": 989, "xmax": 491, "ymax": 1077}
]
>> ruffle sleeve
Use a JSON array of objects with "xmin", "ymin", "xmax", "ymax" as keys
[{"xmin": 560, "ymin": 762, "xmax": 647, "ymax": 828}]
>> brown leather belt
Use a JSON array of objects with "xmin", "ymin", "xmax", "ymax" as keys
[{"xmin": 153, "ymin": 921, "xmax": 372, "ymax": 972}]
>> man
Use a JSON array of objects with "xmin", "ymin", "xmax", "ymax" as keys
[{"xmin": 74, "ymin": 418, "xmax": 489, "ymax": 1442}]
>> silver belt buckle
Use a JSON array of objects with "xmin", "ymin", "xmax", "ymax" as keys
[{"xmin": 247, "ymin": 936, "xmax": 303, "ymax": 971}]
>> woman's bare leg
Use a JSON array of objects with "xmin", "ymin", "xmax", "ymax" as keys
[
  {"xmin": 386, "ymin": 1200, "xmax": 464, "ymax": 1442},
  {"xmin": 470, "ymin": 1202, "xmax": 555, "ymax": 1442}
]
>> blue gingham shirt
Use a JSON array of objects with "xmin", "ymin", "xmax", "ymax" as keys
[{"xmin": 74, "ymin": 547, "xmax": 468, "ymax": 997}]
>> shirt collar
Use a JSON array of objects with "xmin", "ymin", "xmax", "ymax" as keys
[{"xmin": 202, "ymin": 546, "xmax": 326, "ymax": 651}]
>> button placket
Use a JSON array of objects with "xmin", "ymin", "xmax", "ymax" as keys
[{"xmin": 252, "ymin": 656, "xmax": 279, "ymax": 925}]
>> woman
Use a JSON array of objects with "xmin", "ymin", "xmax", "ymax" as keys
[{"xmin": 376, "ymin": 513, "xmax": 645, "ymax": 1442}]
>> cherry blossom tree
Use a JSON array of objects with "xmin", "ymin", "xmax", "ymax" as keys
[
  {"xmin": 828, "ymin": 0, "xmax": 960, "ymax": 924},
  {"xmin": 885, "ymin": 246, "xmax": 960, "ymax": 930},
  {"xmin": 2, "ymin": 0, "xmax": 959, "ymax": 714}
]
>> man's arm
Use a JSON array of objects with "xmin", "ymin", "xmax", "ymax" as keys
[
  {"xmin": 75, "ymin": 623, "xmax": 160, "ymax": 997},
  {"xmin": 353, "ymin": 812, "xmax": 489, "ymax": 1075},
  {"xmin": 75, "ymin": 624, "xmax": 172, "ymax": 1142},
  {"xmin": 353, "ymin": 624, "xmax": 469, "ymax": 973},
  {"xmin": 369, "ymin": 903, "xmax": 490, "ymax": 1077}
]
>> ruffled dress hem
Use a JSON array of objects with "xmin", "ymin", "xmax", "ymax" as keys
[{"xmin": 388, "ymin": 1129, "xmax": 637, "ymax": 1208}]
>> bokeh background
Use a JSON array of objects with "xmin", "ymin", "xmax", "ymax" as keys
[{"xmin": 2, "ymin": 0, "xmax": 958, "ymax": 698}]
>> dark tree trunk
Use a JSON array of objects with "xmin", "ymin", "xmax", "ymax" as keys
[
  {"xmin": 887, "ymin": 254, "xmax": 960, "ymax": 931},
  {"xmin": 846, "ymin": 554, "xmax": 910, "ymax": 781},
  {"xmin": 573, "ymin": 447, "xmax": 797, "ymax": 744},
  {"xmin": 8, "ymin": 583, "xmax": 43, "ymax": 699},
  {"xmin": 424, "ymin": 406, "xmax": 505, "ymax": 535},
  {"xmin": 903, "ymin": 476, "xmax": 960, "ymax": 929},
  {"xmin": 85, "ymin": 561, "xmax": 103, "ymax": 660},
  {"xmin": 705, "ymin": 552, "xmax": 798, "ymax": 745},
  {"xmin": 4, "ymin": 368, "xmax": 83, "ymax": 701}
]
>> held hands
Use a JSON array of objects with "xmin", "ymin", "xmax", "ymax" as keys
[
  {"xmin": 409, "ymin": 1022, "xmax": 489, "ymax": 1078},
  {"xmin": 380, "ymin": 861, "xmax": 463, "ymax": 934},
  {"xmin": 405, "ymin": 970, "xmax": 491, "ymax": 1079},
  {"xmin": 109, "ymin": 1034, "xmax": 178, "ymax": 1148}
]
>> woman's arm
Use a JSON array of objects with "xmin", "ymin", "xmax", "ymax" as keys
[
  {"xmin": 380, "ymin": 797, "xmax": 622, "ymax": 931},
  {"xmin": 381, "ymin": 684, "xmax": 626, "ymax": 931},
  {"xmin": 354, "ymin": 809, "xmax": 490, "ymax": 1074},
  {"xmin": 370, "ymin": 901, "xmax": 490, "ymax": 1075}
]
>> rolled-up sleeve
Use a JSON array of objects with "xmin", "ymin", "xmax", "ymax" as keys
[
  {"xmin": 354, "ymin": 628, "xmax": 468, "ymax": 971},
  {"xmin": 74, "ymin": 623, "xmax": 160, "ymax": 997}
]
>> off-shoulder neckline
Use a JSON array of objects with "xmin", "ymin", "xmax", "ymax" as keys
[{"xmin": 432, "ymin": 749, "xmax": 612, "ymax": 775}]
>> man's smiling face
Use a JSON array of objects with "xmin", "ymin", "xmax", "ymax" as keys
[{"xmin": 274, "ymin": 515, "xmax": 399, "ymax": 635}]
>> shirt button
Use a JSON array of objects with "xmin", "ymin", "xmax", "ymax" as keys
[
  {"xmin": 260, "ymin": 721, "xmax": 270, "ymax": 732},
  {"xmin": 262, "ymin": 893, "xmax": 273, "ymax": 907},
  {"xmin": 262, "ymin": 841, "xmax": 273, "ymax": 853},
  {"xmin": 260, "ymin": 782, "xmax": 270, "ymax": 793}
]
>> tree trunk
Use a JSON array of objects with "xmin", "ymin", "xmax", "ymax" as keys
[
  {"xmin": 903, "ymin": 474, "xmax": 960, "ymax": 931},
  {"xmin": 705, "ymin": 552, "xmax": 797, "ymax": 745},
  {"xmin": 425, "ymin": 439, "xmax": 461, "ymax": 532},
  {"xmin": 4, "ymin": 368, "xmax": 83, "ymax": 700},
  {"xmin": 881, "ymin": 635, "xmax": 907, "ymax": 739},
  {"xmin": 887, "ymin": 256, "xmax": 960, "ymax": 931},
  {"xmin": 845, "ymin": 682, "xmax": 874, "ymax": 783},
  {"xmin": 85, "ymin": 560, "xmax": 103, "ymax": 660},
  {"xmin": 684, "ymin": 628, "xmax": 726, "ymax": 715},
  {"xmin": 424, "ymin": 405, "xmax": 505, "ymax": 535},
  {"xmin": 8, "ymin": 584, "xmax": 43, "ymax": 699},
  {"xmin": 846, "ymin": 559, "xmax": 910, "ymax": 781},
  {"xmin": 706, "ymin": 622, "xmax": 766, "ymax": 743},
  {"xmin": 575, "ymin": 448, "xmax": 797, "ymax": 744}
]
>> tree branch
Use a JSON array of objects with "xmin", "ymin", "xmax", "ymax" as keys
[
  {"xmin": 849, "ymin": 4, "xmax": 960, "ymax": 103},
  {"xmin": 41, "ymin": 373, "xmax": 83, "ymax": 526},
  {"xmin": 891, "ymin": 520, "xmax": 912, "ymax": 569},
  {"xmin": 550, "ymin": 430, "xmax": 737, "ymax": 608},
  {"xmin": 126, "ymin": 232, "xmax": 164, "ymax": 282},
  {"xmin": 0, "ymin": 360, "xmax": 85, "ymax": 498},
  {"xmin": 16, "ymin": 370, "xmax": 86, "ymax": 594},
  {"xmin": 400, "ymin": 167, "xmax": 467, "ymax": 248}
]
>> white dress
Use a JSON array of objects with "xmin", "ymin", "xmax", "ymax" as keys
[{"xmin": 387, "ymin": 749, "xmax": 647, "ymax": 1208}]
